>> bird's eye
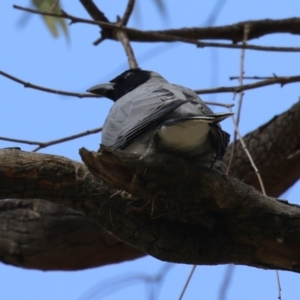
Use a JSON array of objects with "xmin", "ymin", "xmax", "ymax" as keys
[{"xmin": 124, "ymin": 72, "xmax": 134, "ymax": 79}]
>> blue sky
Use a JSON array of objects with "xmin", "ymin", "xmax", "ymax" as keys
[{"xmin": 1, "ymin": 0, "xmax": 300, "ymax": 299}]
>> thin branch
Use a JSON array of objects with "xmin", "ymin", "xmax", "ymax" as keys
[
  {"xmin": 0, "ymin": 127, "xmax": 102, "ymax": 152},
  {"xmin": 2, "ymin": 68, "xmax": 300, "ymax": 99},
  {"xmin": 219, "ymin": 265, "xmax": 235, "ymax": 300},
  {"xmin": 79, "ymin": 0, "xmax": 111, "ymax": 45},
  {"xmin": 13, "ymin": 5, "xmax": 112, "ymax": 27},
  {"xmin": 276, "ymin": 271, "xmax": 282, "ymax": 300},
  {"xmin": 230, "ymin": 75, "xmax": 277, "ymax": 80},
  {"xmin": 79, "ymin": 0, "xmax": 109, "ymax": 23},
  {"xmin": 15, "ymin": 2, "xmax": 136, "ymax": 69},
  {"xmin": 222, "ymin": 26, "xmax": 249, "ymax": 294},
  {"xmin": 0, "ymin": 70, "xmax": 97, "ymax": 98},
  {"xmin": 32, "ymin": 127, "xmax": 102, "ymax": 152},
  {"xmin": 154, "ymin": 17, "xmax": 300, "ymax": 43},
  {"xmin": 194, "ymin": 75, "xmax": 300, "ymax": 94},
  {"xmin": 0, "ymin": 136, "xmax": 40, "ymax": 146},
  {"xmin": 236, "ymin": 24, "xmax": 249, "ymax": 125},
  {"xmin": 115, "ymin": 31, "xmax": 138, "ymax": 68},
  {"xmin": 188, "ymin": 14, "xmax": 239, "ymax": 286},
  {"xmin": 226, "ymin": 24, "xmax": 249, "ymax": 174},
  {"xmin": 113, "ymin": 0, "xmax": 139, "ymax": 69},
  {"xmin": 229, "ymin": 68, "xmax": 283, "ymax": 298},
  {"xmin": 226, "ymin": 112, "xmax": 276, "ymax": 294},
  {"xmin": 119, "ymin": 0, "xmax": 135, "ymax": 26},
  {"xmin": 80, "ymin": 0, "xmax": 136, "ymax": 61},
  {"xmin": 13, "ymin": 5, "xmax": 300, "ymax": 53},
  {"xmin": 178, "ymin": 265, "xmax": 197, "ymax": 300},
  {"xmin": 229, "ymin": 109, "xmax": 266, "ymax": 195},
  {"xmin": 114, "ymin": 16, "xmax": 138, "ymax": 69},
  {"xmin": 79, "ymin": 263, "xmax": 172, "ymax": 300}
]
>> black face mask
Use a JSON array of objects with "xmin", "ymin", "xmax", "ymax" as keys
[{"xmin": 87, "ymin": 68, "xmax": 152, "ymax": 101}]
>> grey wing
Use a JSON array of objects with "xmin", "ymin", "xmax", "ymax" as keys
[
  {"xmin": 102, "ymin": 86, "xmax": 188, "ymax": 150},
  {"xmin": 173, "ymin": 84, "xmax": 214, "ymax": 115}
]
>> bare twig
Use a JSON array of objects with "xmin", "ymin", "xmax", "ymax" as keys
[
  {"xmin": 222, "ymin": 26, "xmax": 249, "ymax": 296},
  {"xmin": 0, "ymin": 127, "xmax": 102, "ymax": 152},
  {"xmin": 79, "ymin": 0, "xmax": 109, "ymax": 22},
  {"xmin": 113, "ymin": 0, "xmax": 138, "ymax": 69},
  {"xmin": 2, "ymin": 68, "xmax": 300, "ymax": 99},
  {"xmin": 229, "ymin": 109, "xmax": 266, "ymax": 195},
  {"xmin": 59, "ymin": 0, "xmax": 137, "ymax": 68},
  {"xmin": 93, "ymin": 36, "xmax": 106, "ymax": 45},
  {"xmin": 0, "ymin": 70, "xmax": 98, "ymax": 98},
  {"xmin": 276, "ymin": 270, "xmax": 282, "ymax": 300},
  {"xmin": 17, "ymin": 1, "xmax": 133, "ymax": 69},
  {"xmin": 13, "ymin": 5, "xmax": 300, "ymax": 53},
  {"xmin": 0, "ymin": 136, "xmax": 41, "ymax": 146},
  {"xmin": 236, "ymin": 24, "xmax": 249, "ymax": 125},
  {"xmin": 79, "ymin": 263, "xmax": 173, "ymax": 300},
  {"xmin": 79, "ymin": 0, "xmax": 111, "ymax": 45},
  {"xmin": 115, "ymin": 31, "xmax": 138, "ymax": 68},
  {"xmin": 119, "ymin": 0, "xmax": 135, "ymax": 26},
  {"xmin": 218, "ymin": 264, "xmax": 235, "ymax": 300},
  {"xmin": 114, "ymin": 16, "xmax": 138, "ymax": 69},
  {"xmin": 194, "ymin": 75, "xmax": 300, "ymax": 94},
  {"xmin": 230, "ymin": 75, "xmax": 277, "ymax": 80},
  {"xmin": 32, "ymin": 126, "xmax": 103, "ymax": 152},
  {"xmin": 178, "ymin": 265, "xmax": 197, "ymax": 300},
  {"xmin": 226, "ymin": 24, "xmax": 249, "ymax": 174},
  {"xmin": 229, "ymin": 28, "xmax": 282, "ymax": 298},
  {"xmin": 85, "ymin": 0, "xmax": 139, "ymax": 69},
  {"xmin": 221, "ymin": 27, "xmax": 249, "ymax": 299}
]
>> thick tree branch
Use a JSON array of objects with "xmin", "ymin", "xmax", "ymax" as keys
[
  {"xmin": 0, "ymin": 98, "xmax": 300, "ymax": 270},
  {"xmin": 0, "ymin": 199, "xmax": 144, "ymax": 270},
  {"xmin": 80, "ymin": 146, "xmax": 300, "ymax": 272},
  {"xmin": 3, "ymin": 0, "xmax": 299, "ymax": 276},
  {"xmin": 1, "ymin": 147, "xmax": 300, "ymax": 272},
  {"xmin": 223, "ymin": 100, "xmax": 300, "ymax": 197}
]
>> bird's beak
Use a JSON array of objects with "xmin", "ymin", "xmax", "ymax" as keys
[{"xmin": 86, "ymin": 83, "xmax": 115, "ymax": 95}]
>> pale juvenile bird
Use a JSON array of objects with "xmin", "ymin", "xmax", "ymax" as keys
[{"xmin": 87, "ymin": 69, "xmax": 232, "ymax": 166}]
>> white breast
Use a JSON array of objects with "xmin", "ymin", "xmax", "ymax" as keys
[{"xmin": 157, "ymin": 120, "xmax": 210, "ymax": 153}]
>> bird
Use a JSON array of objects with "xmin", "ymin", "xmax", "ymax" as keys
[{"xmin": 87, "ymin": 68, "xmax": 232, "ymax": 166}]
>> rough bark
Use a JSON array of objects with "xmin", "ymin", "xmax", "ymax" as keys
[
  {"xmin": 224, "ymin": 100, "xmax": 300, "ymax": 196},
  {"xmin": 0, "ymin": 199, "xmax": 144, "ymax": 270},
  {"xmin": 0, "ymin": 100, "xmax": 300, "ymax": 271},
  {"xmin": 1, "ymin": 147, "xmax": 300, "ymax": 273},
  {"xmin": 140, "ymin": 18, "xmax": 300, "ymax": 44},
  {"xmin": 80, "ymin": 146, "xmax": 300, "ymax": 272}
]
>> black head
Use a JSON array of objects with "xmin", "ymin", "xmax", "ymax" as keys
[{"xmin": 87, "ymin": 68, "xmax": 152, "ymax": 101}]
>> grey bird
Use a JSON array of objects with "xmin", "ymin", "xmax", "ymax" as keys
[{"xmin": 87, "ymin": 69, "xmax": 232, "ymax": 166}]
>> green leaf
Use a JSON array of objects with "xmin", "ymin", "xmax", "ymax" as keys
[{"xmin": 31, "ymin": 0, "xmax": 69, "ymax": 39}]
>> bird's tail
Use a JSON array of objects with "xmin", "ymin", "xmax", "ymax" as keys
[{"xmin": 210, "ymin": 112, "xmax": 233, "ymax": 124}]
